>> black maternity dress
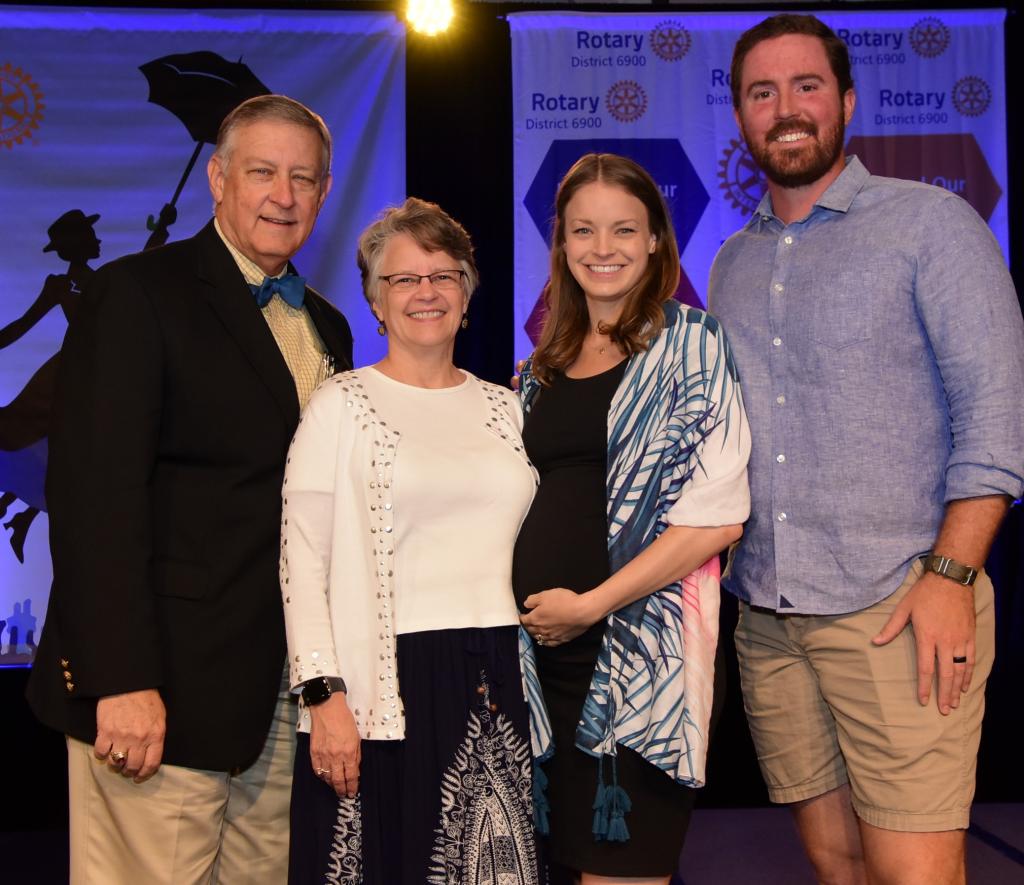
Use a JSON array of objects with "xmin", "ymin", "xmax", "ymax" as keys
[{"xmin": 512, "ymin": 362, "xmax": 697, "ymax": 878}]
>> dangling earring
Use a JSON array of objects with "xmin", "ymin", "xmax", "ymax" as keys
[
  {"xmin": 460, "ymin": 314, "xmax": 469, "ymax": 330},
  {"xmin": 377, "ymin": 320, "xmax": 386, "ymax": 336}
]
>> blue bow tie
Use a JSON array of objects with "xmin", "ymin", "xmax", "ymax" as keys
[{"xmin": 250, "ymin": 274, "xmax": 306, "ymax": 309}]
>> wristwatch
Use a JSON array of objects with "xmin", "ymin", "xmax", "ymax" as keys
[
  {"xmin": 921, "ymin": 553, "xmax": 978, "ymax": 587},
  {"xmin": 300, "ymin": 676, "xmax": 347, "ymax": 706}
]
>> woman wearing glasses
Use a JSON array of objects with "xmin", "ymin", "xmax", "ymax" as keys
[{"xmin": 281, "ymin": 198, "xmax": 541, "ymax": 884}]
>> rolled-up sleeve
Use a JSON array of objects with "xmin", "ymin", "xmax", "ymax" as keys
[
  {"xmin": 914, "ymin": 193, "xmax": 1024, "ymax": 502},
  {"xmin": 281, "ymin": 386, "xmax": 343, "ymax": 691}
]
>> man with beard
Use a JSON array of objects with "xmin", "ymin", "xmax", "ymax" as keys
[{"xmin": 709, "ymin": 14, "xmax": 1024, "ymax": 885}]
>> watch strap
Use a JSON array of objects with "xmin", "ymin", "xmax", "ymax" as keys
[
  {"xmin": 921, "ymin": 553, "xmax": 978, "ymax": 587},
  {"xmin": 300, "ymin": 675, "xmax": 347, "ymax": 706}
]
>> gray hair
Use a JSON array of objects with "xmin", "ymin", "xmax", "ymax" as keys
[
  {"xmin": 356, "ymin": 197, "xmax": 480, "ymax": 309},
  {"xmin": 214, "ymin": 94, "xmax": 332, "ymax": 181}
]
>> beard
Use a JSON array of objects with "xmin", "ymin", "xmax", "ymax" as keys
[{"xmin": 744, "ymin": 113, "xmax": 845, "ymax": 188}]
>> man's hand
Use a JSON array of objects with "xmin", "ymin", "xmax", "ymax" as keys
[
  {"xmin": 520, "ymin": 588, "xmax": 599, "ymax": 646},
  {"xmin": 94, "ymin": 689, "xmax": 166, "ymax": 782},
  {"xmin": 310, "ymin": 693, "xmax": 361, "ymax": 798},
  {"xmin": 873, "ymin": 496, "xmax": 1008, "ymax": 715},
  {"xmin": 872, "ymin": 572, "xmax": 976, "ymax": 715},
  {"xmin": 510, "ymin": 358, "xmax": 527, "ymax": 392}
]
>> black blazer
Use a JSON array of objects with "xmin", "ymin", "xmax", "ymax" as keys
[{"xmin": 27, "ymin": 220, "xmax": 353, "ymax": 770}]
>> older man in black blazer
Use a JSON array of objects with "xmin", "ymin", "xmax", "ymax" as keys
[{"xmin": 27, "ymin": 94, "xmax": 353, "ymax": 883}]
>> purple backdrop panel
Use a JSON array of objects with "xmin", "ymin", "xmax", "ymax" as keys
[
  {"xmin": 511, "ymin": 10, "xmax": 1008, "ymax": 354},
  {"xmin": 0, "ymin": 6, "xmax": 405, "ymax": 664}
]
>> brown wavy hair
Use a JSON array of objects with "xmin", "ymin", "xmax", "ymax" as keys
[{"xmin": 531, "ymin": 153, "xmax": 679, "ymax": 386}]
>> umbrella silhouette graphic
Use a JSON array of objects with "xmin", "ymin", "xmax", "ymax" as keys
[{"xmin": 139, "ymin": 51, "xmax": 270, "ymax": 248}]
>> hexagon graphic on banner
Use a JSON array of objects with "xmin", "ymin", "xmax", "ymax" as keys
[
  {"xmin": 846, "ymin": 134, "xmax": 1002, "ymax": 221},
  {"xmin": 523, "ymin": 138, "xmax": 709, "ymax": 344},
  {"xmin": 524, "ymin": 138, "xmax": 707, "ymax": 247}
]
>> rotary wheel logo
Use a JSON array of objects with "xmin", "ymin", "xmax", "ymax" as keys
[
  {"xmin": 952, "ymin": 76, "xmax": 991, "ymax": 117},
  {"xmin": 605, "ymin": 81, "xmax": 647, "ymax": 123},
  {"xmin": 717, "ymin": 138, "xmax": 766, "ymax": 215},
  {"xmin": 909, "ymin": 17, "xmax": 951, "ymax": 58},
  {"xmin": 1, "ymin": 63, "xmax": 45, "ymax": 148},
  {"xmin": 650, "ymin": 21, "xmax": 692, "ymax": 62}
]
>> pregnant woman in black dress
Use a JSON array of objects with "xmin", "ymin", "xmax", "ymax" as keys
[{"xmin": 514, "ymin": 154, "xmax": 751, "ymax": 884}]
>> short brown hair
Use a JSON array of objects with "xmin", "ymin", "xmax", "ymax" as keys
[
  {"xmin": 730, "ymin": 14, "xmax": 854, "ymax": 108},
  {"xmin": 215, "ymin": 94, "xmax": 332, "ymax": 180},
  {"xmin": 531, "ymin": 153, "xmax": 679, "ymax": 386},
  {"xmin": 356, "ymin": 197, "xmax": 479, "ymax": 308}
]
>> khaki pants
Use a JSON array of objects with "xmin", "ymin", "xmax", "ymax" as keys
[{"xmin": 67, "ymin": 688, "xmax": 296, "ymax": 885}]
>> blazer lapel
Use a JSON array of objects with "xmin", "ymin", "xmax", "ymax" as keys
[
  {"xmin": 193, "ymin": 221, "xmax": 300, "ymax": 429},
  {"xmin": 304, "ymin": 290, "xmax": 354, "ymax": 371}
]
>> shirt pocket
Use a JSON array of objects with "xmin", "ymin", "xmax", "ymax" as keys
[{"xmin": 805, "ymin": 269, "xmax": 875, "ymax": 350}]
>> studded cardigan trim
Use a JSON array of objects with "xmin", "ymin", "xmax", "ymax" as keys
[{"xmin": 280, "ymin": 368, "xmax": 534, "ymax": 739}]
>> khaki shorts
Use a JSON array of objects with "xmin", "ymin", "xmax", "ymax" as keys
[{"xmin": 735, "ymin": 560, "xmax": 994, "ymax": 832}]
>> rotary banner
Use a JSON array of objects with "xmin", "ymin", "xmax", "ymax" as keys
[
  {"xmin": 511, "ymin": 10, "xmax": 1008, "ymax": 357},
  {"xmin": 0, "ymin": 7, "xmax": 405, "ymax": 663}
]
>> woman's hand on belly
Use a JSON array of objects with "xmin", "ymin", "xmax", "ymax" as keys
[
  {"xmin": 521, "ymin": 524, "xmax": 744, "ymax": 648},
  {"xmin": 521, "ymin": 587, "xmax": 601, "ymax": 647},
  {"xmin": 310, "ymin": 694, "xmax": 362, "ymax": 798}
]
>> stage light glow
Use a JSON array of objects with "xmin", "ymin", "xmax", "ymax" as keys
[{"xmin": 407, "ymin": 0, "xmax": 453, "ymax": 35}]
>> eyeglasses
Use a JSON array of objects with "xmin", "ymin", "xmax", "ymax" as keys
[{"xmin": 378, "ymin": 269, "xmax": 465, "ymax": 294}]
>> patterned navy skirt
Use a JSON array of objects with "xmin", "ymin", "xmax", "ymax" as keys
[{"xmin": 289, "ymin": 625, "xmax": 541, "ymax": 885}]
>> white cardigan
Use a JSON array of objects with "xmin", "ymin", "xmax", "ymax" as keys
[{"xmin": 280, "ymin": 367, "xmax": 534, "ymax": 737}]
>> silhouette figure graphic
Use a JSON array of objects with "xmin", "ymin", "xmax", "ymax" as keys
[
  {"xmin": 1, "ymin": 599, "xmax": 37, "ymax": 657},
  {"xmin": 139, "ymin": 51, "xmax": 269, "ymax": 248},
  {"xmin": 0, "ymin": 209, "xmax": 100, "ymax": 562},
  {"xmin": 2, "ymin": 52, "xmax": 268, "ymax": 568}
]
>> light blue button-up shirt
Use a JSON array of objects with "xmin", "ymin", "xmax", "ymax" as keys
[{"xmin": 709, "ymin": 156, "xmax": 1024, "ymax": 614}]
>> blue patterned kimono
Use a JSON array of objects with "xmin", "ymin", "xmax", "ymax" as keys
[{"xmin": 519, "ymin": 300, "xmax": 748, "ymax": 799}]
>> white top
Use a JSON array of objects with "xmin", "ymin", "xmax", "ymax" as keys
[
  {"xmin": 280, "ymin": 367, "xmax": 536, "ymax": 736},
  {"xmin": 361, "ymin": 368, "xmax": 534, "ymax": 634}
]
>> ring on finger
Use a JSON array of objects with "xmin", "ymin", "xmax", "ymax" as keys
[
  {"xmin": 315, "ymin": 767, "xmax": 331, "ymax": 776},
  {"xmin": 952, "ymin": 655, "xmax": 968, "ymax": 664},
  {"xmin": 110, "ymin": 751, "xmax": 127, "ymax": 765}
]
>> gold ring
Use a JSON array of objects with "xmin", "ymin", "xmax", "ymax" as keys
[
  {"xmin": 315, "ymin": 767, "xmax": 331, "ymax": 776},
  {"xmin": 110, "ymin": 751, "xmax": 127, "ymax": 765}
]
